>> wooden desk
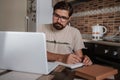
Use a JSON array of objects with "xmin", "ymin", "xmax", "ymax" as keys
[
  {"xmin": 0, "ymin": 66, "xmax": 65, "ymax": 80},
  {"xmin": 75, "ymin": 64, "xmax": 118, "ymax": 80},
  {"xmin": 38, "ymin": 65, "xmax": 65, "ymax": 80},
  {"xmin": 0, "ymin": 65, "xmax": 118, "ymax": 80}
]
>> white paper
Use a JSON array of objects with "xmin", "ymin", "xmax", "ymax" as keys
[{"xmin": 56, "ymin": 62, "xmax": 84, "ymax": 69}]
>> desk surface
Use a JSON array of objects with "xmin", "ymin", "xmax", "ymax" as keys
[
  {"xmin": 0, "ymin": 66, "xmax": 65, "ymax": 80},
  {"xmin": 0, "ymin": 65, "xmax": 118, "ymax": 80}
]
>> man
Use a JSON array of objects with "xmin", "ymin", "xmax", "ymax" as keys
[{"xmin": 39, "ymin": 1, "xmax": 92, "ymax": 65}]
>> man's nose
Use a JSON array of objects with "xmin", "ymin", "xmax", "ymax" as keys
[{"xmin": 57, "ymin": 17, "xmax": 62, "ymax": 23}]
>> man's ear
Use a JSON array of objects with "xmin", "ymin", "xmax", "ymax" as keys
[
  {"xmin": 67, "ymin": 16, "xmax": 72, "ymax": 25},
  {"xmin": 67, "ymin": 16, "xmax": 71, "ymax": 23},
  {"xmin": 68, "ymin": 16, "xmax": 71, "ymax": 21}
]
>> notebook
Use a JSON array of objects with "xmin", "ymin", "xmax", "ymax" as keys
[
  {"xmin": 55, "ymin": 62, "xmax": 84, "ymax": 69},
  {"xmin": 0, "ymin": 31, "xmax": 58, "ymax": 74}
]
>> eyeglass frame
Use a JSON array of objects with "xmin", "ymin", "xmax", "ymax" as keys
[{"xmin": 53, "ymin": 12, "xmax": 70, "ymax": 22}]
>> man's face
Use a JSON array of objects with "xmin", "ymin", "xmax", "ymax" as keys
[{"xmin": 53, "ymin": 9, "xmax": 70, "ymax": 30}]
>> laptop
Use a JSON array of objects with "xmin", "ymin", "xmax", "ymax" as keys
[{"xmin": 0, "ymin": 31, "xmax": 58, "ymax": 74}]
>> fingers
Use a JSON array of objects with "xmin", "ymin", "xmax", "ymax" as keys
[
  {"xmin": 66, "ymin": 54, "xmax": 81, "ymax": 64},
  {"xmin": 83, "ymin": 55, "xmax": 93, "ymax": 65},
  {"xmin": 66, "ymin": 54, "xmax": 93, "ymax": 65}
]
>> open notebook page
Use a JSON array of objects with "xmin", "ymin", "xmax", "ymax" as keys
[{"xmin": 55, "ymin": 62, "xmax": 84, "ymax": 69}]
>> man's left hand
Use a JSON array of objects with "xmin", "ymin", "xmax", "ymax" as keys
[{"xmin": 82, "ymin": 55, "xmax": 93, "ymax": 65}]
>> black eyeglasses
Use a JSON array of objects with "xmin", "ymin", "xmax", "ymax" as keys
[{"xmin": 53, "ymin": 13, "xmax": 69, "ymax": 22}]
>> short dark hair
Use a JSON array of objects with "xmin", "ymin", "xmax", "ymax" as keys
[{"xmin": 53, "ymin": 1, "xmax": 73, "ymax": 17}]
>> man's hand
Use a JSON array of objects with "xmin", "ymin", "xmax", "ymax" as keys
[
  {"xmin": 47, "ymin": 51, "xmax": 92, "ymax": 65},
  {"xmin": 65, "ymin": 54, "xmax": 82, "ymax": 64},
  {"xmin": 82, "ymin": 55, "xmax": 93, "ymax": 65},
  {"xmin": 65, "ymin": 54, "xmax": 92, "ymax": 65}
]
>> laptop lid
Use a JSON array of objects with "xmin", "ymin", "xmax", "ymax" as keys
[{"xmin": 0, "ymin": 31, "xmax": 51, "ymax": 74}]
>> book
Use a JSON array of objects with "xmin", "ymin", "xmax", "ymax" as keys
[
  {"xmin": 75, "ymin": 64, "xmax": 118, "ymax": 80},
  {"xmin": 55, "ymin": 62, "xmax": 84, "ymax": 69}
]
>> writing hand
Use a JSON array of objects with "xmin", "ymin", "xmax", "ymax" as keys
[{"xmin": 66, "ymin": 54, "xmax": 82, "ymax": 64}]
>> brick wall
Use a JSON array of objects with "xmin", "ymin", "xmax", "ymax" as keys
[{"xmin": 70, "ymin": 0, "xmax": 120, "ymax": 36}]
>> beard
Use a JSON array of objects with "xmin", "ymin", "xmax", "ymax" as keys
[{"xmin": 53, "ymin": 23, "xmax": 65, "ymax": 30}]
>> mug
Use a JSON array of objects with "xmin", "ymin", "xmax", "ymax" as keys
[{"xmin": 92, "ymin": 24, "xmax": 107, "ymax": 40}]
